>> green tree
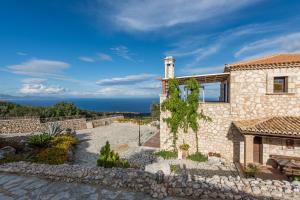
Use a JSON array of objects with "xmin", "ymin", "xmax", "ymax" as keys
[{"xmin": 150, "ymin": 103, "xmax": 160, "ymax": 120}]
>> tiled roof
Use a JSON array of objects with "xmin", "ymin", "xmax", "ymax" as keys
[
  {"xmin": 233, "ymin": 116, "xmax": 300, "ymax": 138},
  {"xmin": 225, "ymin": 54, "xmax": 300, "ymax": 72}
]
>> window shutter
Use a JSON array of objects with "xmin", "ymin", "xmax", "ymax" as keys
[
  {"xmin": 288, "ymin": 75, "xmax": 297, "ymax": 93},
  {"xmin": 266, "ymin": 74, "xmax": 273, "ymax": 94}
]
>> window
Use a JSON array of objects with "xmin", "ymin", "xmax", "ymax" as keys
[
  {"xmin": 273, "ymin": 77, "xmax": 288, "ymax": 93},
  {"xmin": 286, "ymin": 139, "xmax": 294, "ymax": 149}
]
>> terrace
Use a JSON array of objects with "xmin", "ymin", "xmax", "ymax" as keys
[{"xmin": 161, "ymin": 72, "xmax": 230, "ymax": 103}]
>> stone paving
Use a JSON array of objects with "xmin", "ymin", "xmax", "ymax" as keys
[
  {"xmin": 75, "ymin": 122, "xmax": 157, "ymax": 166},
  {"xmin": 0, "ymin": 173, "xmax": 186, "ymax": 200}
]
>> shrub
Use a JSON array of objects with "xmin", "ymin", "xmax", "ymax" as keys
[
  {"xmin": 170, "ymin": 164, "xmax": 178, "ymax": 174},
  {"xmin": 33, "ymin": 135, "xmax": 77, "ymax": 165},
  {"xmin": 28, "ymin": 133, "xmax": 52, "ymax": 148},
  {"xmin": 97, "ymin": 141, "xmax": 130, "ymax": 168},
  {"xmin": 187, "ymin": 152, "xmax": 208, "ymax": 162},
  {"xmin": 244, "ymin": 163, "xmax": 259, "ymax": 177},
  {"xmin": 179, "ymin": 143, "xmax": 190, "ymax": 151},
  {"xmin": 46, "ymin": 122, "xmax": 63, "ymax": 136},
  {"xmin": 155, "ymin": 150, "xmax": 177, "ymax": 159}
]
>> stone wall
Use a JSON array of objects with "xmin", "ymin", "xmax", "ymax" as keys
[
  {"xmin": 0, "ymin": 118, "xmax": 41, "ymax": 134},
  {"xmin": 42, "ymin": 118, "xmax": 87, "ymax": 131},
  {"xmin": 160, "ymin": 66, "xmax": 300, "ymax": 162},
  {"xmin": 90, "ymin": 116, "xmax": 124, "ymax": 128},
  {"xmin": 0, "ymin": 162, "xmax": 299, "ymax": 199},
  {"xmin": 0, "ymin": 116, "xmax": 123, "ymax": 134},
  {"xmin": 262, "ymin": 138, "xmax": 300, "ymax": 164}
]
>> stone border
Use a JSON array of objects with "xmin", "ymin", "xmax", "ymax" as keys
[{"xmin": 0, "ymin": 162, "xmax": 298, "ymax": 199}]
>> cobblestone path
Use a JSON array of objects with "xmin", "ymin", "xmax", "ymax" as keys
[{"xmin": 0, "ymin": 173, "xmax": 186, "ymax": 200}]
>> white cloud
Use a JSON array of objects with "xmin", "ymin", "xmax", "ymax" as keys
[
  {"xmin": 21, "ymin": 78, "xmax": 47, "ymax": 84},
  {"xmin": 102, "ymin": 0, "xmax": 261, "ymax": 31},
  {"xmin": 20, "ymin": 84, "xmax": 66, "ymax": 94},
  {"xmin": 110, "ymin": 46, "xmax": 134, "ymax": 61},
  {"xmin": 96, "ymin": 74, "xmax": 156, "ymax": 86},
  {"xmin": 7, "ymin": 58, "xmax": 69, "ymax": 78},
  {"xmin": 17, "ymin": 52, "xmax": 27, "ymax": 56},
  {"xmin": 235, "ymin": 32, "xmax": 300, "ymax": 57},
  {"xmin": 78, "ymin": 56, "xmax": 95, "ymax": 62},
  {"xmin": 98, "ymin": 53, "xmax": 113, "ymax": 61}
]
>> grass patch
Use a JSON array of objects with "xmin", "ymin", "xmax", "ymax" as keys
[
  {"xmin": 155, "ymin": 150, "xmax": 177, "ymax": 159},
  {"xmin": 170, "ymin": 164, "xmax": 179, "ymax": 174},
  {"xmin": 187, "ymin": 152, "xmax": 208, "ymax": 162}
]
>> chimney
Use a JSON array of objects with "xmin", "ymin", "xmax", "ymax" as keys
[{"xmin": 164, "ymin": 56, "xmax": 175, "ymax": 79}]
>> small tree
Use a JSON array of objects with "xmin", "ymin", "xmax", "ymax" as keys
[
  {"xmin": 97, "ymin": 141, "xmax": 129, "ymax": 168},
  {"xmin": 150, "ymin": 103, "xmax": 160, "ymax": 120}
]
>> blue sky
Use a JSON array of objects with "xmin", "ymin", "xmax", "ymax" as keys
[{"xmin": 0, "ymin": 0, "xmax": 300, "ymax": 98}]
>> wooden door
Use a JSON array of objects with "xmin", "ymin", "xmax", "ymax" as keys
[{"xmin": 253, "ymin": 137, "xmax": 262, "ymax": 164}]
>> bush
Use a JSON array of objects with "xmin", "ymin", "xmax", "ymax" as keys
[
  {"xmin": 244, "ymin": 163, "xmax": 259, "ymax": 177},
  {"xmin": 179, "ymin": 143, "xmax": 190, "ymax": 151},
  {"xmin": 33, "ymin": 135, "xmax": 77, "ymax": 165},
  {"xmin": 170, "ymin": 164, "xmax": 178, "ymax": 174},
  {"xmin": 28, "ymin": 133, "xmax": 52, "ymax": 148},
  {"xmin": 97, "ymin": 141, "xmax": 130, "ymax": 168},
  {"xmin": 155, "ymin": 150, "xmax": 177, "ymax": 159},
  {"xmin": 187, "ymin": 152, "xmax": 208, "ymax": 162}
]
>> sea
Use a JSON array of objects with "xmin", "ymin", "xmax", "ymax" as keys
[{"xmin": 4, "ymin": 98, "xmax": 159, "ymax": 114}]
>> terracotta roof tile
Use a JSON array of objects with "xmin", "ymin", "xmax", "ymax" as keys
[
  {"xmin": 225, "ymin": 54, "xmax": 300, "ymax": 72},
  {"xmin": 233, "ymin": 116, "xmax": 300, "ymax": 138}
]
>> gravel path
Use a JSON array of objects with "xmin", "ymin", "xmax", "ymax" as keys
[
  {"xmin": 74, "ymin": 122, "xmax": 158, "ymax": 166},
  {"xmin": 0, "ymin": 173, "xmax": 187, "ymax": 200}
]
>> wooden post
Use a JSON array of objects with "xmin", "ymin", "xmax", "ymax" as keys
[{"xmin": 244, "ymin": 135, "xmax": 254, "ymax": 167}]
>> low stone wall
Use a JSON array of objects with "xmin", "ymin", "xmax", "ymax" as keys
[
  {"xmin": 42, "ymin": 118, "xmax": 87, "ymax": 131},
  {"xmin": 90, "ymin": 116, "xmax": 124, "ymax": 128},
  {"xmin": 0, "ymin": 162, "xmax": 299, "ymax": 199},
  {"xmin": 0, "ymin": 116, "xmax": 124, "ymax": 134},
  {"xmin": 0, "ymin": 118, "xmax": 41, "ymax": 134}
]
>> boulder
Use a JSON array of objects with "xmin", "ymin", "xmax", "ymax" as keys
[{"xmin": 0, "ymin": 146, "xmax": 16, "ymax": 159}]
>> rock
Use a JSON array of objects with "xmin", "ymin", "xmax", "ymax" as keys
[
  {"xmin": 291, "ymin": 180, "xmax": 300, "ymax": 187},
  {"xmin": 0, "ymin": 146, "xmax": 16, "ymax": 159},
  {"xmin": 145, "ymin": 162, "xmax": 170, "ymax": 175}
]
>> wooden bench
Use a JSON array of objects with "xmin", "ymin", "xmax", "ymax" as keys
[{"xmin": 270, "ymin": 155, "xmax": 300, "ymax": 177}]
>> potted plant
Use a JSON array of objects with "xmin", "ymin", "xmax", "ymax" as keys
[{"xmin": 179, "ymin": 143, "xmax": 190, "ymax": 159}]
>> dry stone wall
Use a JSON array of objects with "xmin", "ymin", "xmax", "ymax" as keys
[
  {"xmin": 90, "ymin": 116, "xmax": 124, "ymax": 128},
  {"xmin": 0, "ymin": 162, "xmax": 299, "ymax": 200},
  {"xmin": 0, "ymin": 118, "xmax": 41, "ymax": 134},
  {"xmin": 0, "ymin": 116, "xmax": 123, "ymax": 134}
]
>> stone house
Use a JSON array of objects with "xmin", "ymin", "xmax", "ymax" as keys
[{"xmin": 160, "ymin": 54, "xmax": 300, "ymax": 167}]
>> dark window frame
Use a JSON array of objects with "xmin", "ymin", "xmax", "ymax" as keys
[
  {"xmin": 286, "ymin": 139, "xmax": 294, "ymax": 149},
  {"xmin": 273, "ymin": 76, "xmax": 288, "ymax": 93}
]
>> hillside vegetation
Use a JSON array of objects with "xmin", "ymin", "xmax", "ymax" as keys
[{"xmin": 0, "ymin": 101, "xmax": 105, "ymax": 120}]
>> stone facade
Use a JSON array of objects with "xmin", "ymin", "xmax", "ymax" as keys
[{"xmin": 160, "ymin": 63, "xmax": 300, "ymax": 163}]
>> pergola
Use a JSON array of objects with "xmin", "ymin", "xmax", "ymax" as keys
[{"xmin": 161, "ymin": 72, "xmax": 230, "ymax": 101}]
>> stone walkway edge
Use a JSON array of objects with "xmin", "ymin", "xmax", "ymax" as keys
[{"xmin": 0, "ymin": 162, "xmax": 299, "ymax": 200}]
